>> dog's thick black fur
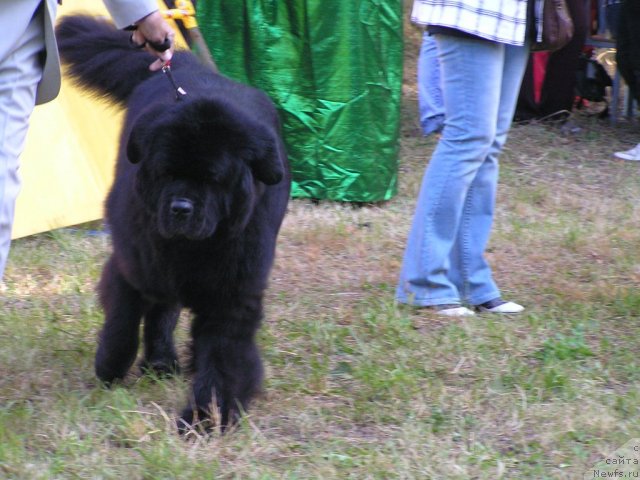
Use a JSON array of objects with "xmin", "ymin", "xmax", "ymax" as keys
[{"xmin": 56, "ymin": 16, "xmax": 290, "ymax": 430}]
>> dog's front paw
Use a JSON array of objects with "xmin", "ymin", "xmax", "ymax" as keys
[
  {"xmin": 95, "ymin": 360, "xmax": 128, "ymax": 385},
  {"xmin": 95, "ymin": 340, "xmax": 138, "ymax": 384},
  {"xmin": 139, "ymin": 356, "xmax": 181, "ymax": 378}
]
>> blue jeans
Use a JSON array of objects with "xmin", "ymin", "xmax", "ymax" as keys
[
  {"xmin": 396, "ymin": 34, "xmax": 530, "ymax": 307},
  {"xmin": 418, "ymin": 32, "xmax": 444, "ymax": 136}
]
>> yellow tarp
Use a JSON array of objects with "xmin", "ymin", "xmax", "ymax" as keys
[{"xmin": 13, "ymin": 0, "xmax": 184, "ymax": 239}]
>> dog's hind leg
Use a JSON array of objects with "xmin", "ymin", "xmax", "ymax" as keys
[
  {"xmin": 95, "ymin": 257, "xmax": 145, "ymax": 383},
  {"xmin": 140, "ymin": 304, "xmax": 181, "ymax": 376},
  {"xmin": 178, "ymin": 307, "xmax": 264, "ymax": 432}
]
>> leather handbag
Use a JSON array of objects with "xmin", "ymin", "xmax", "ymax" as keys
[{"xmin": 531, "ymin": 0, "xmax": 575, "ymax": 52}]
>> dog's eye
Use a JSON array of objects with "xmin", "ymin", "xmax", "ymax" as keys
[{"xmin": 207, "ymin": 171, "xmax": 223, "ymax": 184}]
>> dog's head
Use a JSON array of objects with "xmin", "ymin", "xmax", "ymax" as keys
[{"xmin": 125, "ymin": 99, "xmax": 285, "ymax": 240}]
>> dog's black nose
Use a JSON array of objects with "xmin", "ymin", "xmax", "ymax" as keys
[{"xmin": 170, "ymin": 198, "xmax": 194, "ymax": 216}]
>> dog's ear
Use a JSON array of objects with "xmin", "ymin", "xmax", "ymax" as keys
[
  {"xmin": 227, "ymin": 170, "xmax": 256, "ymax": 237},
  {"xmin": 248, "ymin": 128, "xmax": 286, "ymax": 186},
  {"xmin": 126, "ymin": 123, "xmax": 145, "ymax": 164},
  {"xmin": 126, "ymin": 109, "xmax": 161, "ymax": 164}
]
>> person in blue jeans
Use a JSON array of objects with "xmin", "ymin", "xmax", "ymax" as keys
[
  {"xmin": 417, "ymin": 32, "xmax": 444, "ymax": 136},
  {"xmin": 396, "ymin": 0, "xmax": 531, "ymax": 316}
]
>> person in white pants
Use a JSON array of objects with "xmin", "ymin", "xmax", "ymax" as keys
[{"xmin": 0, "ymin": 0, "xmax": 174, "ymax": 281}]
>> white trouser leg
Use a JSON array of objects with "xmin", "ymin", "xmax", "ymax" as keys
[{"xmin": 0, "ymin": 6, "xmax": 45, "ymax": 280}]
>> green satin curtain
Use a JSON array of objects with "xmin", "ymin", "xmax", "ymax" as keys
[{"xmin": 196, "ymin": 1, "xmax": 403, "ymax": 202}]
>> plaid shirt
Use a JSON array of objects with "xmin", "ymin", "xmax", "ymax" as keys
[{"xmin": 411, "ymin": 0, "xmax": 529, "ymax": 46}]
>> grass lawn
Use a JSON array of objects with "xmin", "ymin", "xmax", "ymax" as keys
[{"xmin": 2, "ymin": 14, "xmax": 640, "ymax": 480}]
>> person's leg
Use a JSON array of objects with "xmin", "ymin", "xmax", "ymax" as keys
[
  {"xmin": 417, "ymin": 32, "xmax": 444, "ymax": 136},
  {"xmin": 538, "ymin": 0, "xmax": 589, "ymax": 116},
  {"xmin": 616, "ymin": 0, "xmax": 640, "ymax": 105},
  {"xmin": 452, "ymin": 42, "xmax": 530, "ymax": 306},
  {"xmin": 396, "ymin": 35, "xmax": 508, "ymax": 307},
  {"xmin": 515, "ymin": 55, "xmax": 539, "ymax": 121},
  {"xmin": 606, "ymin": 1, "xmax": 622, "ymax": 39},
  {"xmin": 0, "ymin": 7, "xmax": 44, "ymax": 280}
]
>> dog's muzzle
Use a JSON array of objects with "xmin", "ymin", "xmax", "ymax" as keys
[{"xmin": 158, "ymin": 196, "xmax": 215, "ymax": 240}]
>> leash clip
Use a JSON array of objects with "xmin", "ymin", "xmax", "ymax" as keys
[{"xmin": 161, "ymin": 61, "xmax": 187, "ymax": 101}]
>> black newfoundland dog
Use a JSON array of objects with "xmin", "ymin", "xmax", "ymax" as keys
[{"xmin": 56, "ymin": 16, "xmax": 290, "ymax": 431}]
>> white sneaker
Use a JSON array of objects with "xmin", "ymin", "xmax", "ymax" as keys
[
  {"xmin": 614, "ymin": 143, "xmax": 640, "ymax": 161},
  {"xmin": 476, "ymin": 298, "xmax": 524, "ymax": 314},
  {"xmin": 436, "ymin": 306, "xmax": 476, "ymax": 317}
]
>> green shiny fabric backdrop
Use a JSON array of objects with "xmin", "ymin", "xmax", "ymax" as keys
[{"xmin": 196, "ymin": 1, "xmax": 404, "ymax": 202}]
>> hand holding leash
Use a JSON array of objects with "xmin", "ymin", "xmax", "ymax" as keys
[{"xmin": 129, "ymin": 10, "xmax": 175, "ymax": 71}]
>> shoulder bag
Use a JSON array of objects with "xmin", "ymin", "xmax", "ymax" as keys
[{"xmin": 531, "ymin": 0, "xmax": 574, "ymax": 52}]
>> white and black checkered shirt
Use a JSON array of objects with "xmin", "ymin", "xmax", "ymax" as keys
[{"xmin": 411, "ymin": 0, "xmax": 529, "ymax": 45}]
